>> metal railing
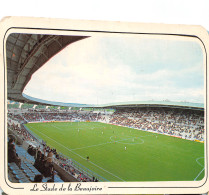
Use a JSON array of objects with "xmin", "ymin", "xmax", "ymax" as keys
[{"xmin": 57, "ymin": 152, "xmax": 109, "ymax": 182}]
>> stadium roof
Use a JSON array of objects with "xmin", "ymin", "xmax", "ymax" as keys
[
  {"xmin": 95, "ymin": 101, "xmax": 204, "ymax": 110},
  {"xmin": 22, "ymin": 93, "xmax": 204, "ymax": 110},
  {"xmin": 6, "ymin": 33, "xmax": 205, "ymax": 111},
  {"xmin": 7, "ymin": 33, "xmax": 87, "ymax": 104}
]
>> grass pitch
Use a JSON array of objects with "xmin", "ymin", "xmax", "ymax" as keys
[{"xmin": 25, "ymin": 122, "xmax": 204, "ymax": 181}]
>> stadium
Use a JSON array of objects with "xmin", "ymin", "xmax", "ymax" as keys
[{"xmin": 6, "ymin": 33, "xmax": 205, "ymax": 183}]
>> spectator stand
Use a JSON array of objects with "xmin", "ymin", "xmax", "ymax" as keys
[
  {"xmin": 8, "ymin": 118, "xmax": 105, "ymax": 182},
  {"xmin": 7, "ymin": 105, "xmax": 204, "ymax": 183},
  {"xmin": 8, "ymin": 136, "xmax": 64, "ymax": 183}
]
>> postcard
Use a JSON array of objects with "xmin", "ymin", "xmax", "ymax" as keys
[{"xmin": 0, "ymin": 16, "xmax": 209, "ymax": 194}]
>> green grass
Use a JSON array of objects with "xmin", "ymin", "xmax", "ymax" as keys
[{"xmin": 25, "ymin": 122, "xmax": 204, "ymax": 182}]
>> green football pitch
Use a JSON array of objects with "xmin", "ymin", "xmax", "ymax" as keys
[{"xmin": 25, "ymin": 122, "xmax": 204, "ymax": 182}]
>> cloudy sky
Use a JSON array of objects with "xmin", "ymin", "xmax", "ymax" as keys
[{"xmin": 23, "ymin": 35, "xmax": 204, "ymax": 105}]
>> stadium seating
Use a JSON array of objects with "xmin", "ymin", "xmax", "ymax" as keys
[
  {"xmin": 7, "ymin": 104, "xmax": 204, "ymax": 183},
  {"xmin": 8, "ymin": 143, "xmax": 64, "ymax": 183},
  {"xmin": 109, "ymin": 107, "xmax": 204, "ymax": 141}
]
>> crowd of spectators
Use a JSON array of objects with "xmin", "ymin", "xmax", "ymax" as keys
[
  {"xmin": 7, "ymin": 110, "xmax": 108, "ymax": 182},
  {"xmin": 8, "ymin": 113, "xmax": 25, "ymax": 123},
  {"xmin": 109, "ymin": 107, "xmax": 204, "ymax": 141},
  {"xmin": 22, "ymin": 113, "xmax": 43, "ymax": 122},
  {"xmin": 8, "ymin": 106, "xmax": 205, "ymax": 183},
  {"xmin": 8, "ymin": 123, "xmax": 34, "ymax": 141},
  {"xmin": 8, "ymin": 132, "xmax": 98, "ymax": 183},
  {"xmin": 8, "ymin": 111, "xmax": 106, "ymax": 123},
  {"xmin": 31, "ymin": 143, "xmax": 95, "ymax": 182},
  {"xmin": 8, "ymin": 107, "xmax": 205, "ymax": 141}
]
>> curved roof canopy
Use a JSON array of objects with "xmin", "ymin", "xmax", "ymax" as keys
[
  {"xmin": 6, "ymin": 33, "xmax": 204, "ymax": 111},
  {"xmin": 7, "ymin": 33, "xmax": 87, "ymax": 104},
  {"xmin": 21, "ymin": 94, "xmax": 204, "ymax": 110}
]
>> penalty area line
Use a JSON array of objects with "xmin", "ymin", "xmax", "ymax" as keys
[
  {"xmin": 194, "ymin": 167, "xmax": 205, "ymax": 181},
  {"xmin": 194, "ymin": 157, "xmax": 205, "ymax": 181},
  {"xmin": 196, "ymin": 157, "xmax": 204, "ymax": 167}
]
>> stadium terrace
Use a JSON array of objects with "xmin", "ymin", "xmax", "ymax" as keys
[
  {"xmin": 6, "ymin": 33, "xmax": 205, "ymax": 183},
  {"xmin": 7, "ymin": 100, "xmax": 205, "ymax": 182}
]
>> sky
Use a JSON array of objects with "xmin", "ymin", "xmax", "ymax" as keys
[
  {"xmin": 23, "ymin": 35, "xmax": 204, "ymax": 105},
  {"xmin": 0, "ymin": 0, "xmax": 209, "ymax": 29},
  {"xmin": 1, "ymin": 0, "xmax": 208, "ymax": 105}
]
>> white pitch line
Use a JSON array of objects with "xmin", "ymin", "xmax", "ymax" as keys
[
  {"xmin": 194, "ymin": 167, "xmax": 205, "ymax": 181},
  {"xmin": 196, "ymin": 157, "xmax": 204, "ymax": 168},
  {"xmin": 50, "ymin": 124, "xmax": 132, "ymax": 149},
  {"xmin": 194, "ymin": 157, "xmax": 205, "ymax": 181},
  {"xmin": 70, "ymin": 141, "xmax": 113, "ymax": 151},
  {"xmin": 29, "ymin": 126, "xmax": 125, "ymax": 181},
  {"xmin": 51, "ymin": 123, "xmax": 145, "ymax": 149}
]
